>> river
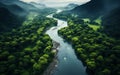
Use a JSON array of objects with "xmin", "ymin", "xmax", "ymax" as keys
[{"xmin": 46, "ymin": 11, "xmax": 87, "ymax": 75}]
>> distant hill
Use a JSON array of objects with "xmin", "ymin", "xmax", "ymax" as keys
[
  {"xmin": 14, "ymin": 1, "xmax": 38, "ymax": 11},
  {"xmin": 0, "ymin": 0, "xmax": 56, "ymax": 13},
  {"xmin": 71, "ymin": 0, "xmax": 104, "ymax": 19},
  {"xmin": 0, "ymin": 0, "xmax": 56, "ymax": 32},
  {"xmin": 72, "ymin": 0, "xmax": 120, "ymax": 19},
  {"xmin": 0, "ymin": 1, "xmax": 28, "ymax": 32},
  {"xmin": 103, "ymin": 0, "xmax": 120, "ymax": 12},
  {"xmin": 30, "ymin": 2, "xmax": 46, "ymax": 9},
  {"xmin": 64, "ymin": 3, "xmax": 78, "ymax": 10},
  {"xmin": 53, "ymin": 0, "xmax": 120, "ymax": 38},
  {"xmin": 55, "ymin": 0, "xmax": 120, "ymax": 20},
  {"xmin": 0, "ymin": 0, "xmax": 18, "ymax": 3},
  {"xmin": 102, "ymin": 7, "xmax": 120, "ymax": 38},
  {"xmin": 0, "ymin": 7, "xmax": 25, "ymax": 32},
  {"xmin": 71, "ymin": 0, "xmax": 120, "ymax": 38},
  {"xmin": 0, "ymin": 2, "xmax": 27, "ymax": 16},
  {"xmin": 0, "ymin": 0, "xmax": 38, "ymax": 11}
]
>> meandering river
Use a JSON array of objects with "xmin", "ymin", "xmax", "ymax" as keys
[{"xmin": 46, "ymin": 11, "xmax": 87, "ymax": 75}]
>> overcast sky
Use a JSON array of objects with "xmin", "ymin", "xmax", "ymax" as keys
[{"xmin": 20, "ymin": 0, "xmax": 90, "ymax": 7}]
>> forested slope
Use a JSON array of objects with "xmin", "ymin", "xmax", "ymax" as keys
[
  {"xmin": 102, "ymin": 7, "xmax": 120, "ymax": 38},
  {"xmin": 58, "ymin": 19, "xmax": 120, "ymax": 75},
  {"xmin": 0, "ymin": 15, "xmax": 57, "ymax": 75}
]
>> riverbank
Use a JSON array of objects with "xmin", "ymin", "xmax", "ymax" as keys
[{"xmin": 42, "ymin": 40, "xmax": 60, "ymax": 75}]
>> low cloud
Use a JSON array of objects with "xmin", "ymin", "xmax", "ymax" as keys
[{"xmin": 20, "ymin": 0, "xmax": 90, "ymax": 7}]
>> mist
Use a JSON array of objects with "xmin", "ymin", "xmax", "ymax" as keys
[{"xmin": 20, "ymin": 0, "xmax": 90, "ymax": 7}]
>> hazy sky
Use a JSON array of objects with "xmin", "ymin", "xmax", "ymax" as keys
[{"xmin": 20, "ymin": 0, "xmax": 90, "ymax": 7}]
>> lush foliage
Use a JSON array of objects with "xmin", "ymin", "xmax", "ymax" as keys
[
  {"xmin": 0, "ymin": 15, "xmax": 57, "ymax": 75},
  {"xmin": 58, "ymin": 19, "xmax": 120, "ymax": 75}
]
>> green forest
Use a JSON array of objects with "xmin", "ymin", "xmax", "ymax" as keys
[
  {"xmin": 0, "ymin": 15, "xmax": 57, "ymax": 75},
  {"xmin": 0, "ymin": 0, "xmax": 120, "ymax": 75},
  {"xmin": 54, "ymin": 0, "xmax": 120, "ymax": 74},
  {"xmin": 58, "ymin": 19, "xmax": 120, "ymax": 75}
]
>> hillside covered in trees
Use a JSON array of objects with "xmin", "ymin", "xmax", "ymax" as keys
[
  {"xmin": 0, "ymin": 0, "xmax": 57, "ymax": 75},
  {"xmin": 58, "ymin": 19, "xmax": 120, "ymax": 75},
  {"xmin": 54, "ymin": 0, "xmax": 120, "ymax": 19},
  {"xmin": 0, "ymin": 0, "xmax": 120, "ymax": 75},
  {"xmin": 54, "ymin": 0, "xmax": 120, "ymax": 75},
  {"xmin": 54, "ymin": 0, "xmax": 120, "ymax": 39},
  {"xmin": 0, "ymin": 0, "xmax": 56, "ymax": 32},
  {"xmin": 0, "ymin": 14, "xmax": 57, "ymax": 75},
  {"xmin": 102, "ymin": 6, "xmax": 120, "ymax": 38}
]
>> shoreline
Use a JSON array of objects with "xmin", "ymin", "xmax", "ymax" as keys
[{"xmin": 42, "ymin": 40, "xmax": 60, "ymax": 75}]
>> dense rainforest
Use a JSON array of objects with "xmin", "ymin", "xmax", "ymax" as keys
[
  {"xmin": 54, "ymin": 0, "xmax": 120, "ymax": 75},
  {"xmin": 0, "ymin": 0, "xmax": 57, "ymax": 75},
  {"xmin": 54, "ymin": 0, "xmax": 120, "ymax": 39},
  {"xmin": 0, "ymin": 15, "xmax": 57, "ymax": 75},
  {"xmin": 0, "ymin": 0, "xmax": 120, "ymax": 75},
  {"xmin": 58, "ymin": 19, "xmax": 120, "ymax": 75}
]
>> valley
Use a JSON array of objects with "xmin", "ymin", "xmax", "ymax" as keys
[{"xmin": 0, "ymin": 0, "xmax": 120, "ymax": 75}]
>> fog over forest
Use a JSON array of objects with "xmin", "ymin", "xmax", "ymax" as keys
[{"xmin": 20, "ymin": 0, "xmax": 90, "ymax": 7}]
